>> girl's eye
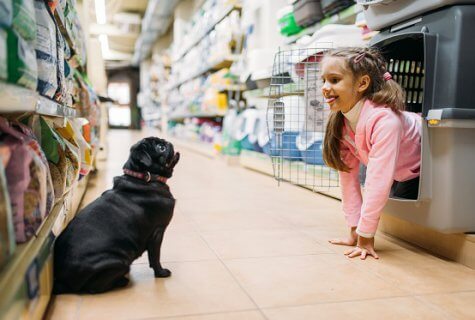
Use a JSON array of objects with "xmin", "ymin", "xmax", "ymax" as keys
[{"xmin": 329, "ymin": 78, "xmax": 339, "ymax": 84}]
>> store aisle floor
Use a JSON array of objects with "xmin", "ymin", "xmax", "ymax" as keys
[{"xmin": 46, "ymin": 130, "xmax": 475, "ymax": 320}]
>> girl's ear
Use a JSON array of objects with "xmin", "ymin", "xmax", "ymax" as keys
[{"xmin": 357, "ymin": 74, "xmax": 371, "ymax": 93}]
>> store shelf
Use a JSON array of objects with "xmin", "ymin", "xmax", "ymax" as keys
[
  {"xmin": 168, "ymin": 55, "xmax": 240, "ymax": 91},
  {"xmin": 168, "ymin": 110, "xmax": 227, "ymax": 121},
  {"xmin": 0, "ymin": 174, "xmax": 91, "ymax": 319},
  {"xmin": 0, "ymin": 83, "xmax": 77, "ymax": 118},
  {"xmin": 284, "ymin": 4, "xmax": 362, "ymax": 45},
  {"xmin": 170, "ymin": 137, "xmax": 217, "ymax": 159},
  {"xmin": 173, "ymin": 5, "xmax": 241, "ymax": 63},
  {"xmin": 217, "ymin": 84, "xmax": 246, "ymax": 93},
  {"xmin": 243, "ymin": 83, "xmax": 304, "ymax": 99}
]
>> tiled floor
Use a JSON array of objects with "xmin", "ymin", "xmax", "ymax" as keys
[{"xmin": 45, "ymin": 129, "xmax": 475, "ymax": 320}]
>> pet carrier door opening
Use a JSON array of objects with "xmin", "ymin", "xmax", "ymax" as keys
[{"xmin": 267, "ymin": 48, "xmax": 339, "ymax": 192}]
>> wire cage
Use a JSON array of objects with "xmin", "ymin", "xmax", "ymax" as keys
[{"xmin": 266, "ymin": 47, "xmax": 339, "ymax": 191}]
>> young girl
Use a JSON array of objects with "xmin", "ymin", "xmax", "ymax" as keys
[{"xmin": 321, "ymin": 47, "xmax": 421, "ymax": 260}]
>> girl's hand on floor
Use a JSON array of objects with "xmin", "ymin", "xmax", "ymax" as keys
[
  {"xmin": 344, "ymin": 236, "xmax": 379, "ymax": 260},
  {"xmin": 329, "ymin": 227, "xmax": 357, "ymax": 246}
]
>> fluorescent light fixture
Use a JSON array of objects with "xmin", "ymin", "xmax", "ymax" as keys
[
  {"xmin": 95, "ymin": 0, "xmax": 107, "ymax": 24},
  {"xmin": 99, "ymin": 34, "xmax": 109, "ymax": 56}
]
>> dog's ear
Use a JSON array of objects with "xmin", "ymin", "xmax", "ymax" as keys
[{"xmin": 167, "ymin": 152, "xmax": 180, "ymax": 169}]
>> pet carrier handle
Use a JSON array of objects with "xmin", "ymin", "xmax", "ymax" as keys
[{"xmin": 273, "ymin": 101, "xmax": 285, "ymax": 133}]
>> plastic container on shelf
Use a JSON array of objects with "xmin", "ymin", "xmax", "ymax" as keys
[
  {"xmin": 321, "ymin": 0, "xmax": 354, "ymax": 16},
  {"xmin": 277, "ymin": 6, "xmax": 303, "ymax": 36},
  {"xmin": 357, "ymin": 0, "xmax": 475, "ymax": 31},
  {"xmin": 248, "ymin": 109, "xmax": 266, "ymax": 153},
  {"xmin": 293, "ymin": 0, "xmax": 324, "ymax": 27},
  {"xmin": 296, "ymin": 132, "xmax": 324, "ymax": 165}
]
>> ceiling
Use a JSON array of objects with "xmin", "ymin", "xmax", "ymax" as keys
[{"xmin": 88, "ymin": 0, "xmax": 149, "ymax": 63}]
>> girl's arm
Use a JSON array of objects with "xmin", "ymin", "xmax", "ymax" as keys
[
  {"xmin": 339, "ymin": 146, "xmax": 362, "ymax": 230},
  {"xmin": 357, "ymin": 112, "xmax": 403, "ymax": 238}
]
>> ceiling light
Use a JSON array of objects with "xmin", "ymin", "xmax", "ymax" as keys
[{"xmin": 95, "ymin": 0, "xmax": 107, "ymax": 24}]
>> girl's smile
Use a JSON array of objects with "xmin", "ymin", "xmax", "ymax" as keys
[{"xmin": 321, "ymin": 57, "xmax": 365, "ymax": 113}]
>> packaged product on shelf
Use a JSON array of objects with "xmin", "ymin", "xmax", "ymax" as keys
[
  {"xmin": 18, "ymin": 115, "xmax": 55, "ymax": 210},
  {"xmin": 56, "ymin": 119, "xmax": 92, "ymax": 177},
  {"xmin": 34, "ymin": 0, "xmax": 58, "ymax": 98},
  {"xmin": 0, "ymin": 0, "xmax": 12, "ymax": 28},
  {"xmin": 54, "ymin": 25, "xmax": 67, "ymax": 104},
  {"xmin": 0, "ymin": 146, "xmax": 15, "ymax": 270},
  {"xmin": 0, "ymin": 117, "xmax": 47, "ymax": 243},
  {"xmin": 0, "ymin": 28, "xmax": 7, "ymax": 80},
  {"xmin": 12, "ymin": 0, "xmax": 36, "ymax": 42},
  {"xmin": 6, "ymin": 28, "xmax": 37, "ymax": 90},
  {"xmin": 46, "ymin": 0, "xmax": 59, "ymax": 12}
]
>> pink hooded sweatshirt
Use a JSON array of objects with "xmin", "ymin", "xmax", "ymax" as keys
[{"xmin": 339, "ymin": 100, "xmax": 421, "ymax": 237}]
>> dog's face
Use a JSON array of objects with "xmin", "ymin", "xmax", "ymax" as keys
[{"xmin": 125, "ymin": 137, "xmax": 180, "ymax": 178}]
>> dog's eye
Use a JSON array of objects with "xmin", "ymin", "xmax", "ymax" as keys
[{"xmin": 157, "ymin": 144, "xmax": 166, "ymax": 153}]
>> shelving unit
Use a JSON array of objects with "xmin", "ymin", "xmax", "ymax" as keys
[
  {"xmin": 168, "ymin": 54, "xmax": 240, "ymax": 91},
  {"xmin": 0, "ymin": 83, "xmax": 77, "ymax": 118},
  {"xmin": 168, "ymin": 110, "xmax": 227, "ymax": 121},
  {"xmin": 173, "ymin": 5, "xmax": 242, "ymax": 63},
  {"xmin": 0, "ymin": 173, "xmax": 90, "ymax": 319},
  {"xmin": 284, "ymin": 4, "xmax": 362, "ymax": 45}
]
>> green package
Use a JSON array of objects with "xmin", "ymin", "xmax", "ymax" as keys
[
  {"xmin": 7, "ymin": 28, "xmax": 37, "ymax": 90},
  {"xmin": 12, "ymin": 0, "xmax": 36, "ymax": 41}
]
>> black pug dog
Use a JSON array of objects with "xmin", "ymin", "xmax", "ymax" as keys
[{"xmin": 53, "ymin": 137, "xmax": 180, "ymax": 294}]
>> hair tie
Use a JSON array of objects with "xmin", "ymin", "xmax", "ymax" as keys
[
  {"xmin": 353, "ymin": 52, "xmax": 365, "ymax": 63},
  {"xmin": 383, "ymin": 72, "xmax": 392, "ymax": 81}
]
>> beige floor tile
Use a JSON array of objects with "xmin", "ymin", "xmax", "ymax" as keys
[
  {"xmin": 156, "ymin": 310, "xmax": 266, "ymax": 320},
  {"xmin": 77, "ymin": 262, "xmax": 255, "ymax": 320},
  {"xmin": 201, "ymin": 228, "xmax": 332, "ymax": 259},
  {"xmin": 263, "ymin": 296, "xmax": 447, "ymax": 320},
  {"xmin": 133, "ymin": 231, "xmax": 217, "ymax": 264},
  {"xmin": 44, "ymin": 295, "xmax": 81, "ymax": 320},
  {"xmin": 187, "ymin": 210, "xmax": 290, "ymax": 232},
  {"xmin": 417, "ymin": 291, "xmax": 475, "ymax": 319},
  {"xmin": 225, "ymin": 255, "xmax": 406, "ymax": 308},
  {"xmin": 354, "ymin": 250, "xmax": 475, "ymax": 294}
]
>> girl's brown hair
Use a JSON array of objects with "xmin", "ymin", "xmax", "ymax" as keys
[{"xmin": 322, "ymin": 47, "xmax": 406, "ymax": 172}]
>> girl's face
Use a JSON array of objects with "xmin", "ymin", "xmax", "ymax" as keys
[{"xmin": 321, "ymin": 57, "xmax": 368, "ymax": 113}]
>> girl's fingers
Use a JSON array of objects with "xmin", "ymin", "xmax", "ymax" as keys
[
  {"xmin": 348, "ymin": 248, "xmax": 362, "ymax": 258},
  {"xmin": 329, "ymin": 239, "xmax": 354, "ymax": 246},
  {"xmin": 369, "ymin": 248, "xmax": 380, "ymax": 259},
  {"xmin": 344, "ymin": 248, "xmax": 354, "ymax": 255},
  {"xmin": 360, "ymin": 250, "xmax": 367, "ymax": 260}
]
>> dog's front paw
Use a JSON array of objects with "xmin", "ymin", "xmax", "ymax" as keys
[{"xmin": 154, "ymin": 268, "xmax": 172, "ymax": 278}]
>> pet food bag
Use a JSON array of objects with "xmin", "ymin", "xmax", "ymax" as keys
[
  {"xmin": 16, "ymin": 116, "xmax": 55, "ymax": 212},
  {"xmin": 12, "ymin": 0, "xmax": 36, "ymax": 42},
  {"xmin": 0, "ymin": 147, "xmax": 15, "ymax": 270},
  {"xmin": 22, "ymin": 150, "xmax": 47, "ymax": 240},
  {"xmin": 56, "ymin": 119, "xmax": 92, "ymax": 177},
  {"xmin": 0, "ymin": 0, "xmax": 13, "ymax": 28},
  {"xmin": 34, "ymin": 0, "xmax": 58, "ymax": 98},
  {"xmin": 0, "ymin": 28, "xmax": 7, "ymax": 81},
  {"xmin": 6, "ymin": 29, "xmax": 38, "ymax": 90},
  {"xmin": 0, "ymin": 117, "xmax": 32, "ymax": 243}
]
